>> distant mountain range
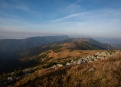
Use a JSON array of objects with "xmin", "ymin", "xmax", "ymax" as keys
[
  {"xmin": 19, "ymin": 37, "xmax": 115, "ymax": 60},
  {"xmin": 0, "ymin": 36, "xmax": 115, "ymax": 73},
  {"xmin": 95, "ymin": 38, "xmax": 121, "ymax": 49},
  {"xmin": 0, "ymin": 35, "xmax": 70, "ymax": 52},
  {"xmin": 0, "ymin": 36, "xmax": 115, "ymax": 53},
  {"xmin": 111, "ymin": 43, "xmax": 121, "ymax": 49},
  {"xmin": 0, "ymin": 35, "xmax": 71, "ymax": 73}
]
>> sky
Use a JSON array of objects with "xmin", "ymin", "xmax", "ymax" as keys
[{"xmin": 0, "ymin": 0, "xmax": 121, "ymax": 39}]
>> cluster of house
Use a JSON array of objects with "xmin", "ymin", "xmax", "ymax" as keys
[{"xmin": 52, "ymin": 50, "xmax": 121, "ymax": 68}]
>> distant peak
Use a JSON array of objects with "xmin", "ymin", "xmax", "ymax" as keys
[{"xmin": 73, "ymin": 38, "xmax": 90, "ymax": 42}]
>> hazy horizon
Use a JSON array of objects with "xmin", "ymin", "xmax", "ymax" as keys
[{"xmin": 0, "ymin": 0, "xmax": 121, "ymax": 39}]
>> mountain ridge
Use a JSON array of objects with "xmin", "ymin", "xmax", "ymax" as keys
[
  {"xmin": 0, "ymin": 35, "xmax": 70, "ymax": 52},
  {"xmin": 0, "ymin": 36, "xmax": 115, "ymax": 73}
]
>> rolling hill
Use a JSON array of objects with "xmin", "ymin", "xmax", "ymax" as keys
[
  {"xmin": 0, "ymin": 35, "xmax": 71, "ymax": 73},
  {"xmin": 7, "ymin": 52, "xmax": 121, "ymax": 87},
  {"xmin": 0, "ymin": 36, "xmax": 119, "ymax": 87},
  {"xmin": 111, "ymin": 43, "xmax": 121, "ymax": 49},
  {"xmin": 0, "ymin": 36, "xmax": 115, "ymax": 73},
  {"xmin": 0, "ymin": 35, "xmax": 70, "ymax": 52},
  {"xmin": 19, "ymin": 38, "xmax": 114, "ymax": 59}
]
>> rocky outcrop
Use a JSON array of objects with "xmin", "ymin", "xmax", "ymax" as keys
[{"xmin": 52, "ymin": 50, "xmax": 121, "ymax": 68}]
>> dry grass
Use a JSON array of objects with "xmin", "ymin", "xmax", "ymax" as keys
[
  {"xmin": 22, "ymin": 41, "xmax": 105, "ymax": 62},
  {"xmin": 39, "ymin": 50, "xmax": 104, "ymax": 62},
  {"xmin": 8, "ymin": 54, "xmax": 121, "ymax": 87}
]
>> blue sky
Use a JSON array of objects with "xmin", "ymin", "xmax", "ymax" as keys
[{"xmin": 0, "ymin": 0, "xmax": 121, "ymax": 39}]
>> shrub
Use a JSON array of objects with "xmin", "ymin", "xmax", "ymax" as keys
[
  {"xmin": 44, "ymin": 62, "xmax": 57, "ymax": 68},
  {"xmin": 39, "ymin": 54, "xmax": 47, "ymax": 58},
  {"xmin": 35, "ymin": 66, "xmax": 44, "ymax": 71},
  {"xmin": 12, "ymin": 68, "xmax": 24, "ymax": 77}
]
